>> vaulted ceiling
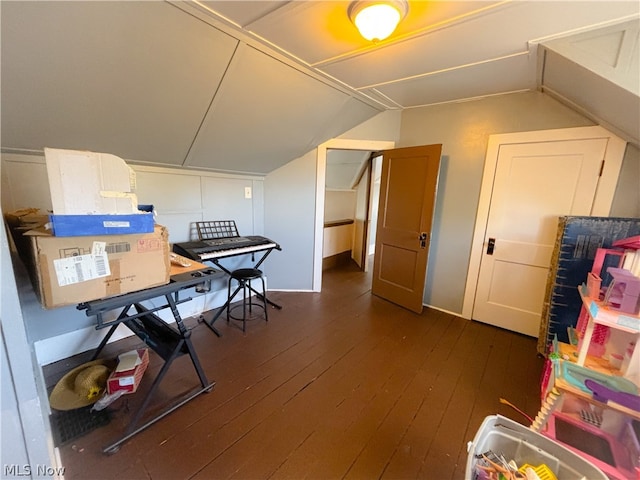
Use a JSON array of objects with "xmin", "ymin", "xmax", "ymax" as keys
[{"xmin": 1, "ymin": 1, "xmax": 638, "ymax": 178}]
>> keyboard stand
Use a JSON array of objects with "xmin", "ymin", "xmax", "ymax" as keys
[
  {"xmin": 203, "ymin": 245, "xmax": 282, "ymax": 336},
  {"xmin": 77, "ymin": 268, "xmax": 222, "ymax": 453}
]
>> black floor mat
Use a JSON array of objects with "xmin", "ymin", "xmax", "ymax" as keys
[{"xmin": 50, "ymin": 406, "xmax": 111, "ymax": 446}]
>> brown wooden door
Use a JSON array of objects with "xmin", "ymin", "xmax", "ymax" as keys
[{"xmin": 372, "ymin": 145, "xmax": 442, "ymax": 313}]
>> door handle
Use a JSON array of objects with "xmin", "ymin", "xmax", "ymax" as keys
[
  {"xmin": 486, "ymin": 238, "xmax": 496, "ymax": 255},
  {"xmin": 419, "ymin": 232, "xmax": 428, "ymax": 248}
]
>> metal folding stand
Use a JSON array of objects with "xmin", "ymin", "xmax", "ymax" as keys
[
  {"xmin": 204, "ymin": 246, "xmax": 282, "ymax": 336},
  {"xmin": 77, "ymin": 268, "xmax": 223, "ymax": 454}
]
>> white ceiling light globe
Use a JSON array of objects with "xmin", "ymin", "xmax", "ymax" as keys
[{"xmin": 354, "ymin": 3, "xmax": 402, "ymax": 42}]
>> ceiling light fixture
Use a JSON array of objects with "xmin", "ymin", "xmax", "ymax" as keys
[{"xmin": 348, "ymin": 0, "xmax": 408, "ymax": 42}]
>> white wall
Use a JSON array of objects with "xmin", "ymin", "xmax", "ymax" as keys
[
  {"xmin": 323, "ymin": 190, "xmax": 356, "ymax": 259},
  {"xmin": 263, "ymin": 150, "xmax": 317, "ymax": 291},
  {"xmin": 322, "ymin": 224, "xmax": 353, "ymax": 258},
  {"xmin": 610, "ymin": 143, "xmax": 640, "ymax": 218},
  {"xmin": 324, "ymin": 190, "xmax": 356, "ymax": 222},
  {"xmin": 1, "ymin": 219, "xmax": 59, "ymax": 475}
]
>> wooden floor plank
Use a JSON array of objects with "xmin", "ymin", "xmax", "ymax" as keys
[{"xmin": 343, "ymin": 312, "xmax": 468, "ymax": 479}]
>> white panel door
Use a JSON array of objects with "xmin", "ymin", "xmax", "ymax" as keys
[{"xmin": 472, "ymin": 138, "xmax": 608, "ymax": 337}]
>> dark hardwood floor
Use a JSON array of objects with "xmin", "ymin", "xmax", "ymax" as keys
[{"xmin": 44, "ymin": 260, "xmax": 544, "ymax": 479}]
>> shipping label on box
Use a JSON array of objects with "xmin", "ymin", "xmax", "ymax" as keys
[
  {"xmin": 107, "ymin": 349, "xmax": 149, "ymax": 395},
  {"xmin": 53, "ymin": 241, "xmax": 110, "ymax": 286},
  {"xmin": 25, "ymin": 225, "xmax": 170, "ymax": 308}
]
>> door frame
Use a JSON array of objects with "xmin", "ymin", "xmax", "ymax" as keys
[
  {"xmin": 314, "ymin": 139, "xmax": 396, "ymax": 292},
  {"xmin": 462, "ymin": 125, "xmax": 626, "ymax": 319}
]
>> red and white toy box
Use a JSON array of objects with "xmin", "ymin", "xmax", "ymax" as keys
[{"xmin": 107, "ymin": 349, "xmax": 149, "ymax": 395}]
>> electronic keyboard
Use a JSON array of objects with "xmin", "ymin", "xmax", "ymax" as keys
[{"xmin": 173, "ymin": 236, "xmax": 278, "ymax": 261}]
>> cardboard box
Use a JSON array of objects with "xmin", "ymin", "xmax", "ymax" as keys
[
  {"xmin": 25, "ymin": 225, "xmax": 170, "ymax": 309},
  {"xmin": 4, "ymin": 208, "xmax": 50, "ymax": 230},
  {"xmin": 4, "ymin": 208, "xmax": 50, "ymax": 266},
  {"xmin": 44, "ymin": 147, "xmax": 138, "ymax": 215},
  {"xmin": 107, "ymin": 349, "xmax": 149, "ymax": 395}
]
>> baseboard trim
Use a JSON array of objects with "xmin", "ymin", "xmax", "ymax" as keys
[{"xmin": 323, "ymin": 251, "xmax": 353, "ymax": 270}]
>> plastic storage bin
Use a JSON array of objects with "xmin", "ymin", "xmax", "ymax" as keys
[{"xmin": 466, "ymin": 415, "xmax": 607, "ymax": 480}]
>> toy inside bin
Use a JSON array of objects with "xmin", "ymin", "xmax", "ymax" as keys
[{"xmin": 466, "ymin": 415, "xmax": 607, "ymax": 480}]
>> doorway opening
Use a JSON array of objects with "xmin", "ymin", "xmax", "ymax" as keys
[
  {"xmin": 316, "ymin": 141, "xmax": 442, "ymax": 317},
  {"xmin": 314, "ymin": 139, "xmax": 395, "ymax": 293},
  {"xmin": 323, "ymin": 149, "xmax": 382, "ymax": 275}
]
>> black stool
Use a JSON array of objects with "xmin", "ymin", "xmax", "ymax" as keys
[{"xmin": 226, "ymin": 268, "xmax": 268, "ymax": 332}]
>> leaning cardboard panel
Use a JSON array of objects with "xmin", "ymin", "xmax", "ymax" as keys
[
  {"xmin": 25, "ymin": 225, "xmax": 170, "ymax": 309},
  {"xmin": 538, "ymin": 216, "xmax": 640, "ymax": 355},
  {"xmin": 44, "ymin": 147, "xmax": 138, "ymax": 215}
]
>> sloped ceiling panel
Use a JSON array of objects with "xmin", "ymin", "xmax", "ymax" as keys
[
  {"xmin": 372, "ymin": 53, "xmax": 535, "ymax": 107},
  {"xmin": 0, "ymin": 1, "xmax": 237, "ymax": 165},
  {"xmin": 308, "ymin": 96, "xmax": 381, "ymax": 147},
  {"xmin": 326, "ymin": 150, "xmax": 370, "ymax": 190},
  {"xmin": 540, "ymin": 19, "xmax": 640, "ymax": 145},
  {"xmin": 542, "ymin": 20, "xmax": 639, "ymax": 96},
  {"xmin": 200, "ymin": 1, "xmax": 290, "ymax": 28},
  {"xmin": 542, "ymin": 49, "xmax": 640, "ymax": 145},
  {"xmin": 184, "ymin": 44, "xmax": 378, "ymax": 174}
]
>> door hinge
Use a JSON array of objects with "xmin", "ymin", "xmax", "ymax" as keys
[{"xmin": 599, "ymin": 160, "xmax": 605, "ymax": 177}]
